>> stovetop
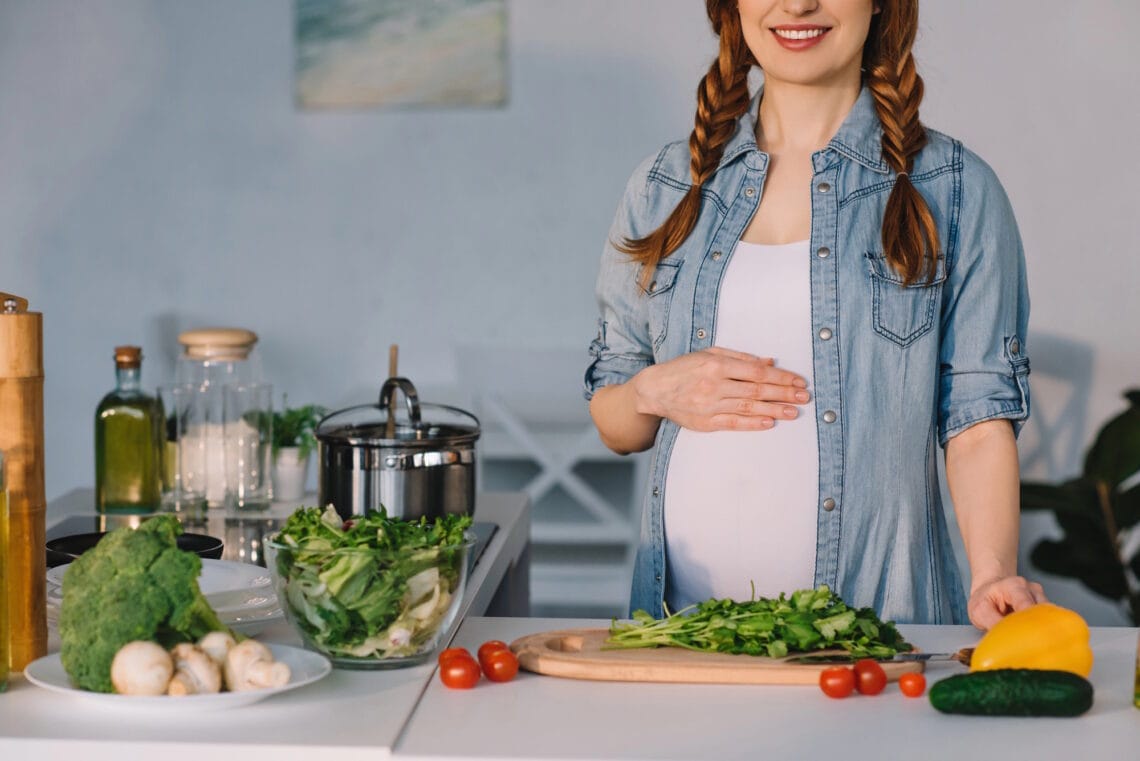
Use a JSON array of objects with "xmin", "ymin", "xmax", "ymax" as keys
[{"xmin": 46, "ymin": 514, "xmax": 498, "ymax": 574}]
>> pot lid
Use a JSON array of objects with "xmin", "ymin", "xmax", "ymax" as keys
[{"xmin": 316, "ymin": 377, "xmax": 480, "ymax": 448}]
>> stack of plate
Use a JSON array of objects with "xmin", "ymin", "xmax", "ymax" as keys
[{"xmin": 46, "ymin": 558, "xmax": 284, "ymax": 635}]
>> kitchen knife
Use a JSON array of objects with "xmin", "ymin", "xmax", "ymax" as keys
[{"xmin": 785, "ymin": 648, "xmax": 973, "ymax": 666}]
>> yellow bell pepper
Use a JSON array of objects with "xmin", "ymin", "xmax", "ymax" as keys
[{"xmin": 970, "ymin": 603, "xmax": 1093, "ymax": 677}]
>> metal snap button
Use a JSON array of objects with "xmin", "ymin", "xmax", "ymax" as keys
[
  {"xmin": 696, "ymin": 329, "xmax": 707, "ymax": 339},
  {"xmin": 822, "ymin": 410, "xmax": 837, "ymax": 423},
  {"xmin": 1010, "ymin": 338, "xmax": 1020, "ymax": 354},
  {"xmin": 649, "ymin": 280, "xmax": 657, "ymax": 292},
  {"xmin": 652, "ymin": 487, "xmax": 660, "ymax": 497},
  {"xmin": 711, "ymin": 250, "xmax": 723, "ymax": 261},
  {"xmin": 819, "ymin": 327, "xmax": 833, "ymax": 341},
  {"xmin": 817, "ymin": 247, "xmax": 831, "ymax": 258},
  {"xmin": 744, "ymin": 187, "xmax": 755, "ymax": 197},
  {"xmin": 822, "ymin": 497, "xmax": 836, "ymax": 511},
  {"xmin": 817, "ymin": 182, "xmax": 832, "ymax": 193}
]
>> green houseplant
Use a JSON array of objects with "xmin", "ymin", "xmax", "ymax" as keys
[
  {"xmin": 1020, "ymin": 389, "xmax": 1140, "ymax": 624},
  {"xmin": 271, "ymin": 402, "xmax": 328, "ymax": 501}
]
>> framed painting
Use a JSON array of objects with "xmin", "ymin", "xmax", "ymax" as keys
[{"xmin": 295, "ymin": 0, "xmax": 507, "ymax": 109}]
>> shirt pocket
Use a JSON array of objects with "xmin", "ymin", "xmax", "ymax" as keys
[
  {"xmin": 864, "ymin": 252, "xmax": 947, "ymax": 347},
  {"xmin": 641, "ymin": 258, "xmax": 682, "ymax": 352}
]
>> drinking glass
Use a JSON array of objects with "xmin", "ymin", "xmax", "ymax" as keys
[
  {"xmin": 223, "ymin": 382, "xmax": 273, "ymax": 512},
  {"xmin": 157, "ymin": 384, "xmax": 209, "ymax": 522}
]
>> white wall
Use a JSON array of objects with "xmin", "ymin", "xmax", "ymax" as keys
[{"xmin": 2, "ymin": 1, "xmax": 1138, "ymax": 622}]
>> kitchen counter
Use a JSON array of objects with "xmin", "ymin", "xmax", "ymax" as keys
[
  {"xmin": 6, "ymin": 491, "xmax": 1138, "ymax": 760},
  {"xmin": 403, "ymin": 618, "xmax": 1140, "ymax": 761},
  {"xmin": 0, "ymin": 490, "xmax": 530, "ymax": 760}
]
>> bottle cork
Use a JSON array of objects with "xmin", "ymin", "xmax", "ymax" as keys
[{"xmin": 0, "ymin": 292, "xmax": 47, "ymax": 670}]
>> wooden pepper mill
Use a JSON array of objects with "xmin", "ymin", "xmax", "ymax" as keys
[{"xmin": 0, "ymin": 292, "xmax": 47, "ymax": 670}]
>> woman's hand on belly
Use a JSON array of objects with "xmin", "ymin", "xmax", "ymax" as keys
[{"xmin": 634, "ymin": 347, "xmax": 810, "ymax": 432}]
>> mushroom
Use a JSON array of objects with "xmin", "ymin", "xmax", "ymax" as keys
[
  {"xmin": 166, "ymin": 643, "xmax": 222, "ymax": 696},
  {"xmin": 198, "ymin": 631, "xmax": 237, "ymax": 666},
  {"xmin": 110, "ymin": 641, "xmax": 174, "ymax": 696},
  {"xmin": 223, "ymin": 639, "xmax": 291, "ymax": 691}
]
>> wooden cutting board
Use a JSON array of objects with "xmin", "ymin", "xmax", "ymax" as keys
[{"xmin": 509, "ymin": 628, "xmax": 923, "ymax": 686}]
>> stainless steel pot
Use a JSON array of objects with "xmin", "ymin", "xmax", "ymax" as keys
[{"xmin": 316, "ymin": 377, "xmax": 480, "ymax": 521}]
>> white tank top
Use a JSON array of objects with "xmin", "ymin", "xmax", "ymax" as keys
[{"xmin": 663, "ymin": 239, "xmax": 819, "ymax": 609}]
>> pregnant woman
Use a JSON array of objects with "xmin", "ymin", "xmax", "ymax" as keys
[{"xmin": 585, "ymin": 0, "xmax": 1044, "ymax": 628}]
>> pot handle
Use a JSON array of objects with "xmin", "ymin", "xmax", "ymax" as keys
[{"xmin": 378, "ymin": 376, "xmax": 422, "ymax": 429}]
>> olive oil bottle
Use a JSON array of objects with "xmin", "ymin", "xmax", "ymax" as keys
[
  {"xmin": 95, "ymin": 346, "xmax": 164, "ymax": 513},
  {"xmin": 1134, "ymin": 631, "xmax": 1139, "ymax": 709}
]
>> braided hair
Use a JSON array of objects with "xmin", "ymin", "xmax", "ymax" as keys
[
  {"xmin": 616, "ymin": 1, "xmax": 754, "ymax": 288},
  {"xmin": 619, "ymin": 0, "xmax": 939, "ymax": 286},
  {"xmin": 864, "ymin": 0, "xmax": 940, "ymax": 284}
]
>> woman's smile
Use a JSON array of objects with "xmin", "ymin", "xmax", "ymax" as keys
[{"xmin": 770, "ymin": 25, "xmax": 832, "ymax": 51}]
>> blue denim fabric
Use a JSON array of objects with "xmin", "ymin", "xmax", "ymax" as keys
[{"xmin": 584, "ymin": 87, "xmax": 1030, "ymax": 625}]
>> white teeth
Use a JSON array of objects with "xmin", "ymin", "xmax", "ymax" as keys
[{"xmin": 774, "ymin": 28, "xmax": 826, "ymax": 40}]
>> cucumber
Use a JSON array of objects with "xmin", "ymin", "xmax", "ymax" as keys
[{"xmin": 929, "ymin": 669, "xmax": 1093, "ymax": 717}]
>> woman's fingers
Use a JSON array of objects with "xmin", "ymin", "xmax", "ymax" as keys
[
  {"xmin": 719, "ymin": 397, "xmax": 798, "ymax": 419},
  {"xmin": 968, "ymin": 576, "xmax": 1048, "ymax": 630},
  {"xmin": 714, "ymin": 352, "xmax": 808, "ymax": 389},
  {"xmin": 705, "ymin": 413, "xmax": 777, "ymax": 431},
  {"xmin": 724, "ymin": 379, "xmax": 811, "ymax": 405}
]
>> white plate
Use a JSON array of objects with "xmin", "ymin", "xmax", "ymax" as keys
[
  {"xmin": 24, "ymin": 643, "xmax": 331, "ymax": 712},
  {"xmin": 49, "ymin": 558, "xmax": 275, "ymax": 608},
  {"xmin": 48, "ymin": 558, "xmax": 272, "ymax": 597},
  {"xmin": 47, "ymin": 559, "xmax": 283, "ymax": 634}
]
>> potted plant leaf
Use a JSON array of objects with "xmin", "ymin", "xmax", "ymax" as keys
[
  {"xmin": 271, "ymin": 401, "xmax": 328, "ymax": 501},
  {"xmin": 1020, "ymin": 389, "xmax": 1140, "ymax": 623}
]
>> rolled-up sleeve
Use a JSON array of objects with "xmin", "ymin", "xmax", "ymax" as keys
[
  {"xmin": 937, "ymin": 147, "xmax": 1031, "ymax": 445},
  {"xmin": 583, "ymin": 153, "xmax": 661, "ymax": 400}
]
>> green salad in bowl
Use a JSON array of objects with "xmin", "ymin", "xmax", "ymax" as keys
[{"xmin": 266, "ymin": 505, "xmax": 473, "ymax": 669}]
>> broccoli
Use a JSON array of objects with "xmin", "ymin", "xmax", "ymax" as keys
[{"xmin": 58, "ymin": 515, "xmax": 236, "ymax": 692}]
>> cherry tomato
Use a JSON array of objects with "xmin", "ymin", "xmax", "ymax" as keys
[
  {"xmin": 480, "ymin": 647, "xmax": 519, "ymax": 683},
  {"xmin": 852, "ymin": 659, "xmax": 887, "ymax": 696},
  {"xmin": 438, "ymin": 647, "xmax": 472, "ymax": 667},
  {"xmin": 818, "ymin": 666, "xmax": 856, "ymax": 699},
  {"xmin": 898, "ymin": 672, "xmax": 926, "ymax": 697},
  {"xmin": 439, "ymin": 655, "xmax": 481, "ymax": 689},
  {"xmin": 477, "ymin": 640, "xmax": 510, "ymax": 662}
]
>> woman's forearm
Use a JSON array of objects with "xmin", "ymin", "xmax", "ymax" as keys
[
  {"xmin": 944, "ymin": 419, "xmax": 1021, "ymax": 591},
  {"xmin": 589, "ymin": 376, "xmax": 662, "ymax": 455}
]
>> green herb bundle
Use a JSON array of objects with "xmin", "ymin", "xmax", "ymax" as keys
[{"xmin": 606, "ymin": 586, "xmax": 912, "ymax": 659}]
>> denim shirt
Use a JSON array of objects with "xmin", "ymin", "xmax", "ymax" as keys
[{"xmin": 584, "ymin": 87, "xmax": 1030, "ymax": 625}]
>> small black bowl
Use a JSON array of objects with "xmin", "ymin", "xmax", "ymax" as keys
[{"xmin": 46, "ymin": 531, "xmax": 224, "ymax": 563}]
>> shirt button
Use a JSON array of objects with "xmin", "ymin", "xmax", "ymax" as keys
[
  {"xmin": 818, "ymin": 327, "xmax": 833, "ymax": 341},
  {"xmin": 655, "ymin": 574, "xmax": 662, "ymax": 582},
  {"xmin": 711, "ymin": 250, "xmax": 723, "ymax": 261},
  {"xmin": 822, "ymin": 497, "xmax": 836, "ymax": 511},
  {"xmin": 696, "ymin": 329, "xmax": 707, "ymax": 339},
  {"xmin": 744, "ymin": 187, "xmax": 756, "ymax": 197},
  {"xmin": 652, "ymin": 487, "xmax": 660, "ymax": 497},
  {"xmin": 817, "ymin": 182, "xmax": 832, "ymax": 194},
  {"xmin": 822, "ymin": 410, "xmax": 837, "ymax": 423},
  {"xmin": 816, "ymin": 247, "xmax": 831, "ymax": 258},
  {"xmin": 649, "ymin": 280, "xmax": 658, "ymax": 292}
]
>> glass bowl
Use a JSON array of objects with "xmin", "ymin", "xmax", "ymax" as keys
[{"xmin": 265, "ymin": 532, "xmax": 474, "ymax": 669}]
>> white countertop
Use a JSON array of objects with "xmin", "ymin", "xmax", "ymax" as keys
[
  {"xmin": 8, "ymin": 492, "xmax": 1140, "ymax": 760},
  {"xmin": 0, "ymin": 490, "xmax": 530, "ymax": 760},
  {"xmin": 399, "ymin": 618, "xmax": 1140, "ymax": 761}
]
